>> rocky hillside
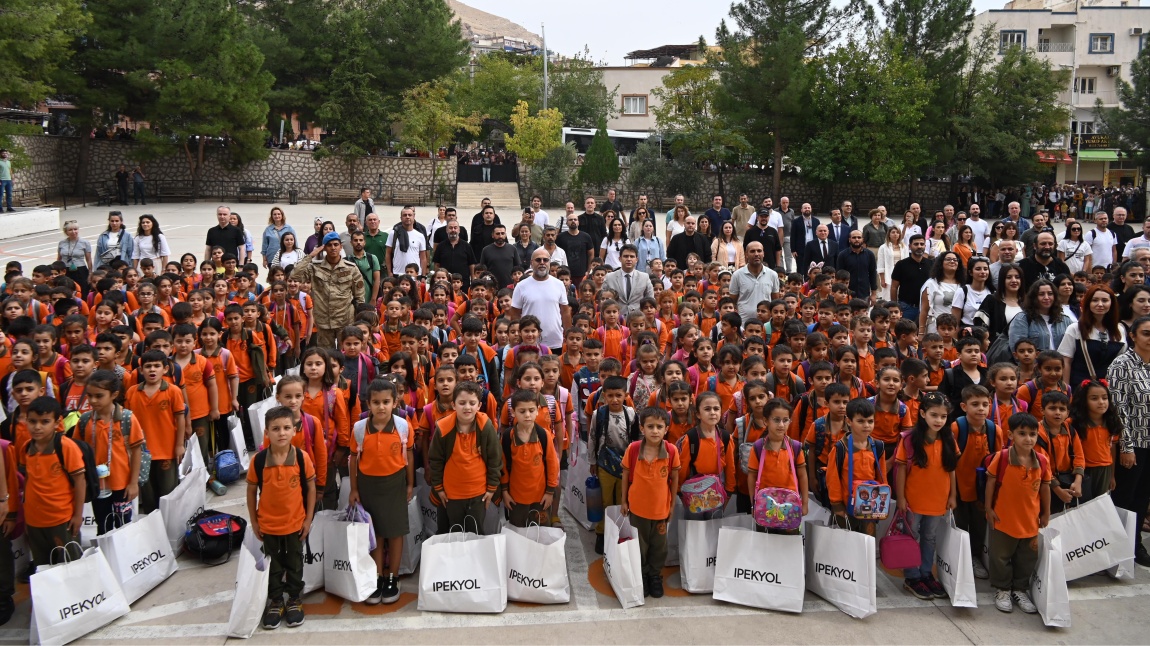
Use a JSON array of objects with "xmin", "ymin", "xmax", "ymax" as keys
[{"xmin": 447, "ymin": 0, "xmax": 541, "ymax": 46}]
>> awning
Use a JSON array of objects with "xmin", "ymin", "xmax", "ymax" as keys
[
  {"xmin": 1074, "ymin": 149, "xmax": 1120, "ymax": 161},
  {"xmin": 1037, "ymin": 150, "xmax": 1072, "ymax": 164}
]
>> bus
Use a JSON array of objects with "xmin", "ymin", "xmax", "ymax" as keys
[{"xmin": 561, "ymin": 127, "xmax": 655, "ymax": 156}]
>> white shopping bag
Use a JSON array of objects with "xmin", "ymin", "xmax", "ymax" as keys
[
  {"xmin": 399, "ymin": 496, "xmax": 425, "ymax": 576},
  {"xmin": 935, "ymin": 512, "xmax": 977, "ymax": 608},
  {"xmin": 501, "ymin": 524, "xmax": 570, "ymax": 604},
  {"xmin": 1108, "ymin": 505, "xmax": 1137, "ymax": 581},
  {"xmin": 247, "ymin": 391, "xmax": 278, "ymax": 449},
  {"xmin": 303, "ymin": 510, "xmax": 339, "ymax": 595},
  {"xmin": 1031, "ymin": 528, "xmax": 1071, "ymax": 628},
  {"xmin": 179, "ymin": 434, "xmax": 207, "ymax": 479},
  {"xmin": 80, "ymin": 498, "xmax": 141, "ymax": 548},
  {"xmin": 30, "ymin": 547, "xmax": 130, "ymax": 646},
  {"xmin": 417, "ymin": 478, "xmax": 439, "ymax": 538},
  {"xmin": 563, "ymin": 441, "xmax": 594, "ymax": 531},
  {"xmin": 679, "ymin": 513, "xmax": 754, "ymax": 593},
  {"xmin": 665, "ymin": 498, "xmax": 683, "ymax": 566},
  {"xmin": 802, "ymin": 499, "xmax": 832, "ymax": 531},
  {"xmin": 713, "ymin": 526, "xmax": 804, "ymax": 613},
  {"xmin": 10, "ymin": 535, "xmax": 28, "ymax": 574},
  {"xmin": 228, "ymin": 415, "xmax": 252, "ymax": 472},
  {"xmin": 805, "ymin": 520, "xmax": 877, "ymax": 619},
  {"xmin": 483, "ymin": 500, "xmax": 505, "ymax": 536},
  {"xmin": 96, "ymin": 511, "xmax": 178, "ymax": 604},
  {"xmin": 226, "ymin": 531, "xmax": 269, "ymax": 639},
  {"xmin": 323, "ymin": 515, "xmax": 377, "ymax": 602},
  {"xmin": 1047, "ymin": 494, "xmax": 1128, "ymax": 581},
  {"xmin": 160, "ymin": 466, "xmax": 207, "ymax": 553},
  {"xmin": 602, "ymin": 506, "xmax": 645, "ymax": 609},
  {"xmin": 417, "ymin": 531, "xmax": 508, "ymax": 613}
]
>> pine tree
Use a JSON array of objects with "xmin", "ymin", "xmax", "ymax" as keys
[
  {"xmin": 1099, "ymin": 46, "xmax": 1150, "ymax": 172},
  {"xmin": 577, "ymin": 119, "xmax": 620, "ymax": 192}
]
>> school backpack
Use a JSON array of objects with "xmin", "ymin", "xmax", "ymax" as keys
[
  {"xmin": 954, "ymin": 417, "xmax": 1005, "ymax": 503},
  {"xmin": 239, "ymin": 327, "xmax": 272, "ymax": 388},
  {"xmin": 682, "ymin": 427, "xmax": 732, "ymax": 480},
  {"xmin": 0, "ymin": 440, "xmax": 24, "ymax": 537},
  {"xmin": 500, "ymin": 425, "xmax": 552, "ymax": 483},
  {"xmin": 214, "ymin": 449, "xmax": 242, "ymax": 484},
  {"xmin": 765, "ymin": 372, "xmax": 806, "ymax": 404},
  {"xmin": 254, "ymin": 446, "xmax": 308, "ymax": 512},
  {"xmin": 867, "ymin": 396, "xmax": 907, "ymax": 424},
  {"xmin": 593, "ymin": 405, "xmax": 638, "ymax": 478},
  {"xmin": 77, "ymin": 406, "xmax": 150, "ymax": 486},
  {"xmin": 184, "ymin": 508, "xmax": 248, "ymax": 564},
  {"xmin": 352, "ymin": 415, "xmax": 410, "ymax": 464},
  {"xmin": 624, "ymin": 439, "xmax": 679, "ymax": 473},
  {"xmin": 985, "ymin": 448, "xmax": 1048, "ymax": 508},
  {"xmin": 832, "ymin": 436, "xmax": 886, "ymax": 489},
  {"xmin": 57, "ymin": 427, "xmax": 101, "ymax": 503}
]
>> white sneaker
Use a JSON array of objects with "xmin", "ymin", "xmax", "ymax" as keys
[
  {"xmin": 995, "ymin": 589, "xmax": 1013, "ymax": 613},
  {"xmin": 972, "ymin": 560, "xmax": 989, "ymax": 580},
  {"xmin": 1012, "ymin": 590, "xmax": 1037, "ymax": 614}
]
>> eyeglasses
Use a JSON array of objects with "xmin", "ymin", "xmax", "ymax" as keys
[{"xmin": 532, "ymin": 258, "xmax": 549, "ymax": 264}]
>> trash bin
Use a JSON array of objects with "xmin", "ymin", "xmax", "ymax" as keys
[{"xmin": 288, "ymin": 189, "xmax": 299, "ymax": 205}]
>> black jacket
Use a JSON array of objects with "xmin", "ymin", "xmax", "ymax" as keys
[
  {"xmin": 668, "ymin": 232, "xmax": 712, "ymax": 269},
  {"xmin": 803, "ymin": 238, "xmax": 838, "ymax": 271}
]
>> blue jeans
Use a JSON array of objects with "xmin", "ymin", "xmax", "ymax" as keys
[
  {"xmin": 898, "ymin": 301, "xmax": 919, "ymax": 325},
  {"xmin": 0, "ymin": 179, "xmax": 12, "ymax": 210},
  {"xmin": 904, "ymin": 512, "xmax": 944, "ymax": 580}
]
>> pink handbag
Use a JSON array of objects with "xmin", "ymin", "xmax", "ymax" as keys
[
  {"xmin": 879, "ymin": 510, "xmax": 922, "ymax": 570},
  {"xmin": 751, "ymin": 438, "xmax": 803, "ymax": 531}
]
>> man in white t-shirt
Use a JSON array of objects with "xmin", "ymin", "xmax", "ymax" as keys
[
  {"xmin": 385, "ymin": 206, "xmax": 428, "ymax": 275},
  {"xmin": 966, "ymin": 203, "xmax": 991, "ymax": 252},
  {"xmin": 530, "ymin": 194, "xmax": 549, "ymax": 228},
  {"xmin": 1088, "ymin": 210, "xmax": 1118, "ymax": 269},
  {"xmin": 510, "ymin": 247, "xmax": 571, "ymax": 352}
]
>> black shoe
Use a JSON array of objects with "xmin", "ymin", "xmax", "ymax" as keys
[
  {"xmin": 595, "ymin": 534, "xmax": 604, "ymax": 555},
  {"xmin": 642, "ymin": 575, "xmax": 651, "ymax": 597},
  {"xmin": 365, "ymin": 577, "xmax": 385, "ymax": 606},
  {"xmin": 0, "ymin": 596, "xmax": 14, "ymax": 626},
  {"xmin": 262, "ymin": 599, "xmax": 284, "ymax": 630},
  {"xmin": 381, "ymin": 574, "xmax": 401, "ymax": 604},
  {"xmin": 650, "ymin": 574, "xmax": 664, "ymax": 598},
  {"xmin": 1136, "ymin": 547, "xmax": 1150, "ymax": 568},
  {"xmin": 284, "ymin": 597, "xmax": 304, "ymax": 627}
]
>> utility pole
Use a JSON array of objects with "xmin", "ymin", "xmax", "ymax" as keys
[{"xmin": 542, "ymin": 23, "xmax": 549, "ymax": 110}]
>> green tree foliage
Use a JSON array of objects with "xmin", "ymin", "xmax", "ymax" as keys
[
  {"xmin": 506, "ymin": 100, "xmax": 564, "ymax": 165},
  {"xmin": 577, "ymin": 119, "xmax": 620, "ymax": 191},
  {"xmin": 950, "ymin": 27, "xmax": 1069, "ymax": 186},
  {"xmin": 452, "ymin": 53, "xmax": 543, "ymax": 130},
  {"xmin": 626, "ymin": 139, "xmax": 669, "ymax": 195},
  {"xmin": 0, "ymin": 0, "xmax": 90, "ymax": 105},
  {"xmin": 548, "ymin": 50, "xmax": 619, "ymax": 128},
  {"xmin": 315, "ymin": 41, "xmax": 393, "ymax": 169},
  {"xmin": 395, "ymin": 80, "xmax": 483, "ymax": 188},
  {"xmin": 241, "ymin": 0, "xmax": 332, "ymax": 131},
  {"xmin": 1098, "ymin": 46, "xmax": 1150, "ymax": 171},
  {"xmin": 528, "ymin": 142, "xmax": 577, "ymax": 191},
  {"xmin": 796, "ymin": 37, "xmax": 932, "ymax": 183}
]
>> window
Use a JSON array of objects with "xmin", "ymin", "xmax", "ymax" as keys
[
  {"xmin": 1072, "ymin": 120, "xmax": 1096, "ymax": 134},
  {"xmin": 1090, "ymin": 33, "xmax": 1114, "ymax": 53},
  {"xmin": 1076, "ymin": 77, "xmax": 1096, "ymax": 94},
  {"xmin": 622, "ymin": 95, "xmax": 648, "ymax": 116},
  {"xmin": 1000, "ymin": 30, "xmax": 1026, "ymax": 52},
  {"xmin": 674, "ymin": 93, "xmax": 703, "ymax": 116}
]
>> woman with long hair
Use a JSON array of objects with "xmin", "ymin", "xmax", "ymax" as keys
[
  {"xmin": 1058, "ymin": 221, "xmax": 1093, "ymax": 274},
  {"xmin": 1008, "ymin": 278, "xmax": 1070, "ymax": 352},
  {"xmin": 272, "ymin": 231, "xmax": 305, "ymax": 268},
  {"xmin": 94, "ymin": 210, "xmax": 134, "ymax": 270},
  {"xmin": 600, "ymin": 216, "xmax": 628, "ymax": 269},
  {"xmin": 976, "ymin": 263, "xmax": 1025, "ymax": 344},
  {"xmin": 877, "ymin": 226, "xmax": 905, "ymax": 301},
  {"xmin": 696, "ymin": 212, "xmax": 715, "ymax": 242},
  {"xmin": 927, "ymin": 220, "xmax": 950, "ymax": 258},
  {"xmin": 952, "ymin": 256, "xmax": 993, "ymax": 327},
  {"xmin": 1106, "ymin": 315, "xmax": 1150, "ymax": 568},
  {"xmin": 513, "ymin": 222, "xmax": 539, "ymax": 271},
  {"xmin": 635, "ymin": 219, "xmax": 665, "ymax": 273},
  {"xmin": 261, "ymin": 205, "xmax": 295, "ymax": 268},
  {"xmin": 132, "ymin": 214, "xmax": 170, "ymax": 269},
  {"xmin": 899, "ymin": 210, "xmax": 921, "ymax": 242},
  {"xmin": 667, "ymin": 204, "xmax": 690, "ymax": 244},
  {"xmin": 711, "ymin": 220, "xmax": 745, "ymax": 269},
  {"xmin": 919, "ymin": 251, "xmax": 966, "ymax": 333},
  {"xmin": 1059, "ymin": 284, "xmax": 1125, "ymax": 385},
  {"xmin": 1111, "ymin": 260, "xmax": 1146, "ymax": 295},
  {"xmin": 952, "ymin": 224, "xmax": 976, "ymax": 267},
  {"xmin": 1119, "ymin": 284, "xmax": 1150, "ymax": 333},
  {"xmin": 988, "ymin": 221, "xmax": 1024, "ymax": 263},
  {"xmin": 1054, "ymin": 273, "xmax": 1080, "ymax": 320},
  {"xmin": 230, "ymin": 212, "xmax": 254, "ymax": 265}
]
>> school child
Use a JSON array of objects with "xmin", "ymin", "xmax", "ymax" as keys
[
  {"xmin": 296, "ymin": 348, "xmax": 349, "ymax": 509},
  {"xmin": 428, "ymin": 381, "xmax": 501, "ymax": 536},
  {"xmin": 76, "ymin": 370, "xmax": 144, "ymax": 533},
  {"xmin": 1016, "ymin": 351, "xmax": 1070, "ymax": 422},
  {"xmin": 919, "ymin": 333, "xmax": 949, "ymax": 388},
  {"xmin": 452, "ymin": 355, "xmax": 500, "ymax": 421},
  {"xmin": 197, "ymin": 316, "xmax": 238, "ymax": 454},
  {"xmin": 790, "ymin": 361, "xmax": 834, "ymax": 442},
  {"xmin": 19, "ymin": 397, "xmax": 84, "ymax": 571},
  {"xmin": 1013, "ymin": 338, "xmax": 1038, "ymax": 385},
  {"xmin": 803, "ymin": 383, "xmax": 851, "ymax": 508},
  {"xmin": 731, "ymin": 380, "xmax": 772, "ymax": 513},
  {"xmin": 249, "ymin": 405, "xmax": 316, "ymax": 630},
  {"xmin": 663, "ymin": 380, "xmax": 695, "ymax": 445},
  {"xmin": 746, "ymin": 398, "xmax": 809, "ymax": 534},
  {"xmin": 951, "ymin": 385, "xmax": 999, "ymax": 580},
  {"xmin": 559, "ymin": 326, "xmax": 585, "ymax": 391},
  {"xmin": 348, "ymin": 380, "xmax": 413, "ymax": 605},
  {"xmin": 870, "ymin": 366, "xmax": 912, "ymax": 467},
  {"xmin": 589, "ymin": 376, "xmax": 639, "ymax": 554},
  {"xmin": 985, "ymin": 412, "xmax": 1050, "ymax": 614},
  {"xmin": 795, "ymin": 332, "xmax": 829, "ymax": 386},
  {"xmin": 596, "ymin": 299, "xmax": 631, "ymax": 367},
  {"xmin": 0, "ymin": 370, "xmax": 46, "ymax": 450},
  {"xmin": 676, "ymin": 391, "xmax": 736, "ymax": 520},
  {"xmin": 498, "ymin": 362, "xmax": 561, "ymax": 435},
  {"xmin": 987, "ymin": 362, "xmax": 1026, "ymax": 433},
  {"xmin": 419, "ymin": 365, "xmax": 458, "ymax": 476},
  {"xmin": 627, "ymin": 344, "xmax": 661, "ymax": 413},
  {"xmin": 713, "ymin": 313, "xmax": 742, "ymax": 351},
  {"xmin": 61, "ymin": 344, "xmax": 96, "ymax": 417},
  {"xmin": 267, "ymin": 376, "xmax": 328, "ymax": 504},
  {"xmin": 171, "ymin": 323, "xmax": 217, "ymax": 457},
  {"xmin": 385, "ymin": 353, "xmax": 429, "ymax": 414},
  {"xmin": 871, "ymin": 307, "xmax": 895, "ymax": 349},
  {"xmin": 687, "ymin": 338, "xmax": 717, "ymax": 395},
  {"xmin": 31, "ymin": 324, "xmax": 69, "ymax": 390},
  {"xmin": 833, "ymin": 346, "xmax": 874, "ymax": 400},
  {"xmin": 1069, "ymin": 378, "xmax": 1121, "ymax": 501},
  {"xmin": 124, "ymin": 350, "xmax": 187, "ymax": 510},
  {"xmin": 897, "ymin": 358, "xmax": 928, "ymax": 424},
  {"xmin": 940, "ymin": 337, "xmax": 987, "ymax": 421},
  {"xmin": 708, "ymin": 345, "xmax": 743, "ymax": 415},
  {"xmin": 852, "ymin": 316, "xmax": 876, "ymax": 383},
  {"xmin": 893, "ymin": 319, "xmax": 920, "ymax": 365},
  {"xmin": 0, "ymin": 339, "xmax": 55, "ymax": 410},
  {"xmin": 826, "ymin": 398, "xmax": 887, "ymax": 535},
  {"xmin": 500, "ymin": 390, "xmax": 560, "ymax": 528},
  {"xmin": 935, "ymin": 313, "xmax": 960, "ymax": 362},
  {"xmin": 267, "ymin": 281, "xmax": 303, "ymax": 375},
  {"xmin": 338, "ymin": 325, "xmax": 379, "ymax": 420},
  {"xmin": 620, "ymin": 406, "xmax": 680, "ymax": 599},
  {"xmin": 573, "ymin": 338, "xmax": 604, "ymax": 442},
  {"xmin": 764, "ymin": 345, "xmax": 804, "ymax": 404},
  {"xmin": 458, "ymin": 316, "xmax": 500, "ymax": 396},
  {"xmin": 1036, "ymin": 391, "xmax": 1085, "ymax": 513},
  {"xmin": 222, "ymin": 303, "xmax": 271, "ymax": 450},
  {"xmin": 895, "ymin": 392, "xmax": 958, "ymax": 600}
]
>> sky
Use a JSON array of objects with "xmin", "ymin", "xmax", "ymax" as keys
[{"xmin": 461, "ymin": 0, "xmax": 1009, "ymax": 66}]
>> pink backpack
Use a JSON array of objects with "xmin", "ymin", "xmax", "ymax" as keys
[{"xmin": 751, "ymin": 438, "xmax": 803, "ymax": 530}]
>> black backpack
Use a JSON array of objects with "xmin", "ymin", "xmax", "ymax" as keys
[
  {"xmin": 49, "ymin": 432, "xmax": 100, "ymax": 504},
  {"xmin": 184, "ymin": 509, "xmax": 248, "ymax": 564}
]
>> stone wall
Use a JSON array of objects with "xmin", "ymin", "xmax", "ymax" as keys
[{"xmin": 8, "ymin": 135, "xmax": 456, "ymax": 203}]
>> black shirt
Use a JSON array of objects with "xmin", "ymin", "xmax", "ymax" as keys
[
  {"xmin": 431, "ymin": 239, "xmax": 476, "ymax": 289},
  {"xmin": 667, "ymin": 232, "xmax": 713, "ymax": 269},
  {"xmin": 479, "ymin": 243, "xmax": 520, "ymax": 288},
  {"xmin": 470, "ymin": 218, "xmax": 499, "ymax": 258},
  {"xmin": 556, "ymin": 231, "xmax": 596, "ymax": 280},
  {"xmin": 890, "ymin": 254, "xmax": 932, "ymax": 304},
  {"xmin": 1019, "ymin": 256, "xmax": 1070, "ymax": 289},
  {"xmin": 579, "ymin": 211, "xmax": 607, "ymax": 250},
  {"xmin": 1110, "ymin": 222, "xmax": 1138, "ymax": 259},
  {"xmin": 743, "ymin": 226, "xmax": 783, "ymax": 271},
  {"xmin": 115, "ymin": 171, "xmax": 129, "ymax": 187},
  {"xmin": 205, "ymin": 224, "xmax": 246, "ymax": 255},
  {"xmin": 433, "ymin": 226, "xmax": 468, "ymax": 246}
]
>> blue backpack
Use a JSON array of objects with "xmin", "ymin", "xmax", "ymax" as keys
[{"xmin": 214, "ymin": 450, "xmax": 242, "ymax": 484}]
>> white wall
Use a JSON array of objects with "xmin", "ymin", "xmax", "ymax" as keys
[{"xmin": 599, "ymin": 67, "xmax": 673, "ymax": 132}]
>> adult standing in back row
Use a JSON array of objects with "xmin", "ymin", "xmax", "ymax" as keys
[
  {"xmin": 668, "ymin": 216, "xmax": 712, "ymax": 269},
  {"xmin": 204, "ymin": 205, "xmax": 246, "ymax": 265},
  {"xmin": 556, "ymin": 214, "xmax": 596, "ymax": 284}
]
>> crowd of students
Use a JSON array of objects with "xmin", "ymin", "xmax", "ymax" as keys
[{"xmin": 0, "ymin": 203, "xmax": 1142, "ymax": 631}]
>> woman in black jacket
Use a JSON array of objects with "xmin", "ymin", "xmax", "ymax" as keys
[{"xmin": 975, "ymin": 263, "xmax": 1025, "ymax": 345}]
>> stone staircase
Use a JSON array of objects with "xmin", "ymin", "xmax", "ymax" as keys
[{"xmin": 454, "ymin": 181, "xmax": 521, "ymax": 212}]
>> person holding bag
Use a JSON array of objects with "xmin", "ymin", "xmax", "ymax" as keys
[
  {"xmin": 588, "ymin": 376, "xmax": 638, "ymax": 555},
  {"xmin": 620, "ymin": 407, "xmax": 681, "ymax": 599},
  {"xmin": 1056, "ymin": 284, "xmax": 1126, "ymax": 387},
  {"xmin": 675, "ymin": 392, "xmax": 736, "ymax": 520},
  {"xmin": 1035, "ymin": 391, "xmax": 1086, "ymax": 514},
  {"xmin": 894, "ymin": 391, "xmax": 958, "ymax": 601},
  {"xmin": 77, "ymin": 370, "xmax": 144, "ymax": 534},
  {"xmin": 745, "ymin": 398, "xmax": 808, "ymax": 534}
]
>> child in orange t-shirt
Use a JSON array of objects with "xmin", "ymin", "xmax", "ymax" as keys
[
  {"xmin": 985, "ymin": 413, "xmax": 1051, "ymax": 614},
  {"xmin": 173, "ymin": 324, "xmax": 218, "ymax": 465},
  {"xmin": 1069, "ymin": 379, "xmax": 1121, "ymax": 501},
  {"xmin": 77, "ymin": 370, "xmax": 145, "ymax": 535},
  {"xmin": 299, "ymin": 347, "xmax": 350, "ymax": 510},
  {"xmin": 746, "ymin": 399, "xmax": 809, "ymax": 534},
  {"xmin": 621, "ymin": 407, "xmax": 681, "ymax": 599},
  {"xmin": 499, "ymin": 390, "xmax": 560, "ymax": 528},
  {"xmin": 267, "ymin": 376, "xmax": 328, "ymax": 507},
  {"xmin": 124, "ymin": 350, "xmax": 187, "ymax": 508},
  {"xmin": 826, "ymin": 399, "xmax": 888, "ymax": 536},
  {"xmin": 20, "ymin": 397, "xmax": 85, "ymax": 569},
  {"xmin": 596, "ymin": 300, "xmax": 630, "ymax": 370},
  {"xmin": 247, "ymin": 405, "xmax": 316, "ymax": 629},
  {"xmin": 675, "ymin": 392, "xmax": 737, "ymax": 520},
  {"xmin": 894, "ymin": 392, "xmax": 958, "ymax": 600},
  {"xmin": 428, "ymin": 382, "xmax": 501, "ymax": 536},
  {"xmin": 1037, "ymin": 391, "xmax": 1085, "ymax": 514}
]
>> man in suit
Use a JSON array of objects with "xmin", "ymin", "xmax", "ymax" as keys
[
  {"xmin": 825, "ymin": 208, "xmax": 854, "ymax": 247},
  {"xmin": 790, "ymin": 202, "xmax": 819, "ymax": 278},
  {"xmin": 803, "ymin": 224, "xmax": 838, "ymax": 273},
  {"xmin": 603, "ymin": 244, "xmax": 653, "ymax": 318}
]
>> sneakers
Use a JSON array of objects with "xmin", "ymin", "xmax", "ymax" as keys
[
  {"xmin": 904, "ymin": 578, "xmax": 933, "ymax": 600},
  {"xmin": 649, "ymin": 574, "xmax": 664, "ymax": 599},
  {"xmin": 284, "ymin": 597, "xmax": 305, "ymax": 627},
  {"xmin": 994, "ymin": 589, "xmax": 1013, "ymax": 613},
  {"xmin": 972, "ymin": 560, "xmax": 989, "ymax": 580},
  {"xmin": 262, "ymin": 599, "xmax": 284, "ymax": 629},
  {"xmin": 923, "ymin": 575, "xmax": 947, "ymax": 599},
  {"xmin": 381, "ymin": 574, "xmax": 401, "ymax": 604},
  {"xmin": 365, "ymin": 577, "xmax": 385, "ymax": 606},
  {"xmin": 594, "ymin": 534, "xmax": 604, "ymax": 555},
  {"xmin": 0, "ymin": 596, "xmax": 14, "ymax": 626},
  {"xmin": 1012, "ymin": 590, "xmax": 1038, "ymax": 614}
]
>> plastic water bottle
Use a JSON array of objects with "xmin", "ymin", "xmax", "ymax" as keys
[
  {"xmin": 208, "ymin": 478, "xmax": 228, "ymax": 497},
  {"xmin": 586, "ymin": 475, "xmax": 604, "ymax": 523}
]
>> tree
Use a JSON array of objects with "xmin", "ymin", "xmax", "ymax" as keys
[
  {"xmin": 1098, "ymin": 46, "xmax": 1150, "ymax": 171},
  {"xmin": 0, "ymin": 0, "xmax": 90, "ymax": 105},
  {"xmin": 506, "ymin": 100, "xmax": 564, "ymax": 165},
  {"xmin": 395, "ymin": 80, "xmax": 484, "ymax": 198},
  {"xmin": 716, "ymin": 0, "xmax": 867, "ymax": 200},
  {"xmin": 242, "ymin": 0, "xmax": 334, "ymax": 132},
  {"xmin": 548, "ymin": 50, "xmax": 619, "ymax": 128},
  {"xmin": 652, "ymin": 52, "xmax": 750, "ymax": 196},
  {"xmin": 795, "ymin": 36, "xmax": 932, "ymax": 183},
  {"xmin": 452, "ymin": 53, "xmax": 543, "ymax": 131},
  {"xmin": 577, "ymin": 119, "xmax": 620, "ymax": 192},
  {"xmin": 527, "ymin": 142, "xmax": 577, "ymax": 194},
  {"xmin": 314, "ymin": 41, "xmax": 393, "ymax": 180},
  {"xmin": 626, "ymin": 139, "xmax": 669, "ymax": 195}
]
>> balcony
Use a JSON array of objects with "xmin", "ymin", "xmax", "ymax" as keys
[{"xmin": 1036, "ymin": 42, "xmax": 1074, "ymax": 52}]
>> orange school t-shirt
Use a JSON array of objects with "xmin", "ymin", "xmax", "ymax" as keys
[
  {"xmin": 76, "ymin": 409, "xmax": 146, "ymax": 492},
  {"xmin": 870, "ymin": 398, "xmax": 911, "ymax": 444},
  {"xmin": 895, "ymin": 436, "xmax": 957, "ymax": 516},
  {"xmin": 747, "ymin": 438, "xmax": 805, "ymax": 492},
  {"xmin": 261, "ymin": 414, "xmax": 329, "ymax": 488},
  {"xmin": 351, "ymin": 416, "xmax": 414, "ymax": 478},
  {"xmin": 676, "ymin": 432, "xmax": 737, "ymax": 494},
  {"xmin": 1038, "ymin": 425, "xmax": 1086, "ymax": 474},
  {"xmin": 20, "ymin": 436, "xmax": 85, "ymax": 528},
  {"xmin": 1080, "ymin": 424, "xmax": 1115, "ymax": 467},
  {"xmin": 247, "ymin": 447, "xmax": 315, "ymax": 536},
  {"xmin": 500, "ymin": 426, "xmax": 561, "ymax": 505},
  {"xmin": 198, "ymin": 348, "xmax": 239, "ymax": 417},
  {"xmin": 623, "ymin": 440, "xmax": 681, "ymax": 521},
  {"xmin": 302, "ymin": 387, "xmax": 351, "ymax": 450},
  {"xmin": 988, "ymin": 448, "xmax": 1051, "ymax": 539},
  {"xmin": 953, "ymin": 418, "xmax": 1007, "ymax": 503},
  {"xmin": 124, "ymin": 381, "xmax": 186, "ymax": 460},
  {"xmin": 175, "ymin": 353, "xmax": 215, "ymax": 420},
  {"xmin": 825, "ymin": 440, "xmax": 887, "ymax": 509}
]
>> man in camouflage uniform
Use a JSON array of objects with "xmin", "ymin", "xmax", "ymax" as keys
[{"xmin": 291, "ymin": 232, "xmax": 365, "ymax": 348}]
